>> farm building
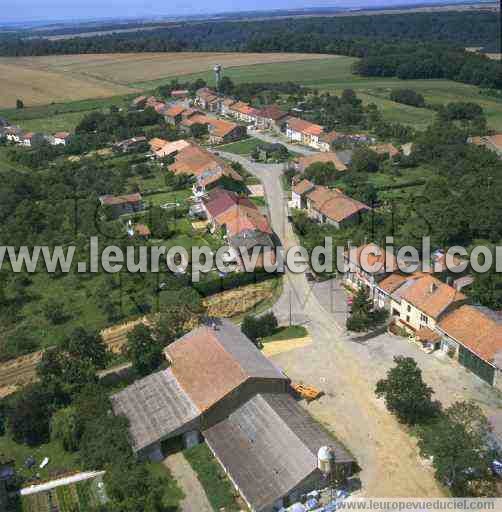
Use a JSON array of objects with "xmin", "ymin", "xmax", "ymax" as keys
[
  {"xmin": 195, "ymin": 87, "xmax": 221, "ymax": 112},
  {"xmin": 112, "ymin": 319, "xmax": 355, "ymax": 512},
  {"xmin": 164, "ymin": 104, "xmax": 187, "ymax": 125},
  {"xmin": 99, "ymin": 192, "xmax": 144, "ymax": 218},
  {"xmin": 319, "ymin": 130, "xmax": 341, "ymax": 152},
  {"xmin": 437, "ymin": 305, "xmax": 502, "ymax": 387},
  {"xmin": 470, "ymin": 134, "xmax": 502, "ymax": 157}
]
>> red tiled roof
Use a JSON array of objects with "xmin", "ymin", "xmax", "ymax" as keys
[
  {"xmin": 416, "ymin": 326, "xmax": 441, "ymax": 344},
  {"xmin": 369, "ymin": 143, "xmax": 400, "ymax": 158},
  {"xmin": 400, "ymin": 275, "xmax": 466, "ymax": 319},
  {"xmin": 149, "ymin": 137, "xmax": 169, "ymax": 152},
  {"xmin": 378, "ymin": 272, "xmax": 423, "ymax": 295},
  {"xmin": 101, "ymin": 193, "xmax": 142, "ymax": 206},
  {"xmin": 287, "ymin": 117, "xmax": 323, "ymax": 136},
  {"xmin": 297, "ymin": 152, "xmax": 347, "ymax": 172},
  {"xmin": 203, "ymin": 188, "xmax": 249, "ymax": 219},
  {"xmin": 169, "ymin": 144, "xmax": 243, "ymax": 186},
  {"xmin": 347, "ymin": 243, "xmax": 400, "ymax": 274},
  {"xmin": 439, "ymin": 305, "xmax": 502, "ymax": 364},
  {"xmin": 165, "ymin": 105, "xmax": 186, "ymax": 118},
  {"xmin": 208, "ymin": 118, "xmax": 240, "ymax": 138},
  {"xmin": 292, "ymin": 179, "xmax": 315, "ymax": 195},
  {"xmin": 307, "ymin": 187, "xmax": 369, "ymax": 223},
  {"xmin": 256, "ymin": 105, "xmax": 288, "ymax": 121}
]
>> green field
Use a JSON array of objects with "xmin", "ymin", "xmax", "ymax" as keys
[
  {"xmin": 216, "ymin": 137, "xmax": 263, "ymax": 155},
  {"xmin": 3, "ymin": 55, "xmax": 501, "ymax": 133},
  {"xmin": 139, "ymin": 56, "xmax": 502, "ymax": 131},
  {"xmin": 0, "ymin": 94, "xmax": 136, "ymax": 133}
]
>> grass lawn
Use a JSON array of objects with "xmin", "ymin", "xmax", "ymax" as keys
[
  {"xmin": 144, "ymin": 188, "xmax": 192, "ymax": 207},
  {"xmin": 184, "ymin": 444, "xmax": 239, "ymax": 512},
  {"xmin": 0, "ymin": 435, "xmax": 80, "ymax": 482},
  {"xmin": 261, "ymin": 324, "xmax": 308, "ymax": 343},
  {"xmin": 147, "ymin": 461, "xmax": 185, "ymax": 509},
  {"xmin": 217, "ymin": 137, "xmax": 262, "ymax": 155}
]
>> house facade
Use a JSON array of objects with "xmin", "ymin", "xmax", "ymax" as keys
[
  {"xmin": 254, "ymin": 105, "xmax": 288, "ymax": 131},
  {"xmin": 285, "ymin": 117, "xmax": 324, "ymax": 149}
]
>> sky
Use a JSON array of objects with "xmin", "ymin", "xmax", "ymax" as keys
[{"xmin": 2, "ymin": 0, "xmax": 469, "ymax": 23}]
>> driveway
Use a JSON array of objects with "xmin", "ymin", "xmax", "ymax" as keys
[
  {"xmin": 219, "ymin": 151, "xmax": 502, "ymax": 498},
  {"xmin": 163, "ymin": 453, "xmax": 212, "ymax": 512}
]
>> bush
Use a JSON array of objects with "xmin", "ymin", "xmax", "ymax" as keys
[
  {"xmin": 241, "ymin": 312, "xmax": 278, "ymax": 345},
  {"xmin": 193, "ymin": 270, "xmax": 276, "ymax": 297},
  {"xmin": 390, "ymin": 88, "xmax": 425, "ymax": 108}
]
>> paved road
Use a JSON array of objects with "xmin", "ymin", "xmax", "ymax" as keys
[
  {"xmin": 227, "ymin": 150, "xmax": 444, "ymax": 496},
  {"xmin": 164, "ymin": 453, "xmax": 212, "ymax": 512},
  {"xmin": 218, "ymin": 150, "xmax": 502, "ymax": 497},
  {"xmin": 247, "ymin": 128, "xmax": 318, "ymax": 155}
]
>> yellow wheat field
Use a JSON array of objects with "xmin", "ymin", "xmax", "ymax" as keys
[{"xmin": 0, "ymin": 52, "xmax": 339, "ymax": 107}]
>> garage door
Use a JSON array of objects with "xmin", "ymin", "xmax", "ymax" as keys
[{"xmin": 459, "ymin": 346, "xmax": 495, "ymax": 385}]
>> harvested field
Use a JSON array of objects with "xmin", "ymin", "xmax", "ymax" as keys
[
  {"xmin": 0, "ymin": 60, "xmax": 136, "ymax": 109},
  {"xmin": 0, "ymin": 52, "xmax": 340, "ymax": 108},
  {"xmin": 204, "ymin": 278, "xmax": 281, "ymax": 318}
]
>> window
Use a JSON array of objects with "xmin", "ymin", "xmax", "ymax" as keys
[
  {"xmin": 406, "ymin": 315, "xmax": 410, "ymax": 323},
  {"xmin": 407, "ymin": 305, "xmax": 411, "ymax": 313},
  {"xmin": 420, "ymin": 314, "xmax": 429, "ymax": 325}
]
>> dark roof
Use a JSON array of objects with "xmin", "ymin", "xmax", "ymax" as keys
[
  {"xmin": 111, "ymin": 369, "xmax": 200, "ymax": 452},
  {"xmin": 204, "ymin": 393, "xmax": 354, "ymax": 512},
  {"xmin": 229, "ymin": 229, "xmax": 275, "ymax": 251},
  {"xmin": 166, "ymin": 319, "xmax": 286, "ymax": 412}
]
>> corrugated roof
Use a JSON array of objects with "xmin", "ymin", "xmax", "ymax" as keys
[
  {"xmin": 111, "ymin": 369, "xmax": 201, "ymax": 452},
  {"xmin": 204, "ymin": 393, "xmax": 354, "ymax": 512}
]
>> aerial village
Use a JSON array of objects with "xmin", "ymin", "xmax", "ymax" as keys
[{"xmin": 1, "ymin": 63, "xmax": 502, "ymax": 511}]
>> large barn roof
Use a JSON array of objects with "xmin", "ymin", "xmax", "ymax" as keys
[
  {"xmin": 166, "ymin": 319, "xmax": 287, "ymax": 412},
  {"xmin": 111, "ymin": 369, "xmax": 200, "ymax": 452},
  {"xmin": 204, "ymin": 393, "xmax": 354, "ymax": 512}
]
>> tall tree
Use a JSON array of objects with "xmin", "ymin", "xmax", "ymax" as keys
[
  {"xmin": 126, "ymin": 324, "xmax": 163, "ymax": 377},
  {"xmin": 375, "ymin": 356, "xmax": 440, "ymax": 425}
]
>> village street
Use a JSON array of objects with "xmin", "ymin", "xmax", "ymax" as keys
[{"xmin": 218, "ymin": 150, "xmax": 502, "ymax": 497}]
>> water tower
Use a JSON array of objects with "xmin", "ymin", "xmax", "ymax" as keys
[{"xmin": 214, "ymin": 64, "xmax": 222, "ymax": 87}]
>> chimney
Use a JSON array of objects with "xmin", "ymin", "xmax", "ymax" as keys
[{"xmin": 430, "ymin": 282, "xmax": 437, "ymax": 294}]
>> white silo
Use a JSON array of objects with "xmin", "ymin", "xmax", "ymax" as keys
[{"xmin": 317, "ymin": 446, "xmax": 335, "ymax": 476}]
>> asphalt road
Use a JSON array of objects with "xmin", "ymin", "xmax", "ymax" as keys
[{"xmin": 217, "ymin": 153, "xmax": 454, "ymax": 497}]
